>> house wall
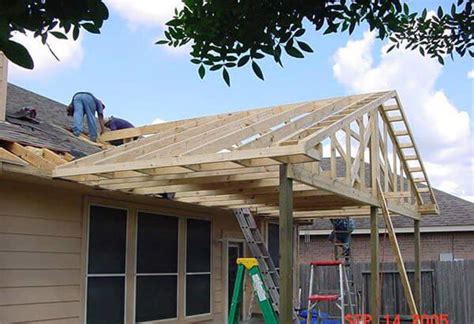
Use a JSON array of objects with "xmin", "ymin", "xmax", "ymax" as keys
[
  {"xmin": 0, "ymin": 177, "xmax": 244, "ymax": 323},
  {"xmin": 299, "ymin": 232, "xmax": 474, "ymax": 264},
  {"xmin": 0, "ymin": 179, "xmax": 83, "ymax": 323}
]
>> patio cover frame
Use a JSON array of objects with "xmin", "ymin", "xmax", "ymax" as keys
[{"xmin": 53, "ymin": 90, "xmax": 439, "ymax": 322}]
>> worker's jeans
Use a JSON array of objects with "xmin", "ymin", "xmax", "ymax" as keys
[{"xmin": 72, "ymin": 94, "xmax": 98, "ymax": 141}]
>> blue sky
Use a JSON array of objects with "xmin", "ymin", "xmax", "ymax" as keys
[{"xmin": 9, "ymin": 1, "xmax": 473, "ymax": 201}]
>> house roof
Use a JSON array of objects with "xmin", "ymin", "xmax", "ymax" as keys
[
  {"xmin": 1, "ymin": 84, "xmax": 101, "ymax": 156},
  {"xmin": 304, "ymin": 188, "xmax": 474, "ymax": 231},
  {"xmin": 53, "ymin": 90, "xmax": 438, "ymax": 219}
]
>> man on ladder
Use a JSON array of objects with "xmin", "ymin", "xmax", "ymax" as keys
[{"xmin": 328, "ymin": 217, "xmax": 355, "ymax": 257}]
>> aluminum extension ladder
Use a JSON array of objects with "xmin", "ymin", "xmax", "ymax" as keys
[
  {"xmin": 233, "ymin": 208, "xmax": 280, "ymax": 312},
  {"xmin": 233, "ymin": 208, "xmax": 300, "ymax": 323},
  {"xmin": 306, "ymin": 260, "xmax": 356, "ymax": 323},
  {"xmin": 333, "ymin": 239, "xmax": 361, "ymax": 315}
]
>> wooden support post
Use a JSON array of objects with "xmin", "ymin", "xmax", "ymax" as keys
[
  {"xmin": 0, "ymin": 52, "xmax": 8, "ymax": 122},
  {"xmin": 414, "ymin": 219, "xmax": 422, "ymax": 312},
  {"xmin": 279, "ymin": 164, "xmax": 294, "ymax": 323},
  {"xmin": 370, "ymin": 206, "xmax": 380, "ymax": 323}
]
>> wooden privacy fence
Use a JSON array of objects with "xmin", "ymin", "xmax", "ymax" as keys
[{"xmin": 299, "ymin": 260, "xmax": 474, "ymax": 323}]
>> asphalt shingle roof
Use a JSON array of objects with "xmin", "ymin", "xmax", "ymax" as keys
[{"xmin": 0, "ymin": 83, "xmax": 100, "ymax": 157}]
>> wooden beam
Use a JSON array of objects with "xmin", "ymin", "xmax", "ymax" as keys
[
  {"xmin": 0, "ymin": 52, "xmax": 7, "ymax": 122},
  {"xmin": 377, "ymin": 183, "xmax": 419, "ymax": 318},
  {"xmin": 54, "ymin": 144, "xmax": 310, "ymax": 178},
  {"xmin": 0, "ymin": 147, "xmax": 28, "ymax": 166},
  {"xmin": 301, "ymin": 91, "xmax": 395, "ymax": 149},
  {"xmin": 5, "ymin": 143, "xmax": 56, "ymax": 171},
  {"xmin": 239, "ymin": 96, "xmax": 359, "ymax": 149},
  {"xmin": 288, "ymin": 164, "xmax": 421, "ymax": 219},
  {"xmin": 279, "ymin": 164, "xmax": 294, "ymax": 323},
  {"xmin": 414, "ymin": 219, "xmax": 422, "ymax": 312},
  {"xmin": 370, "ymin": 205, "xmax": 380, "ymax": 323}
]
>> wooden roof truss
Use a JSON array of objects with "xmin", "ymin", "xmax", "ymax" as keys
[{"xmin": 53, "ymin": 90, "xmax": 438, "ymax": 219}]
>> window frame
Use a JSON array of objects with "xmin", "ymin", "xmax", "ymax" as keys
[
  {"xmin": 84, "ymin": 204, "xmax": 129, "ymax": 324},
  {"xmin": 184, "ymin": 217, "xmax": 213, "ymax": 319},
  {"xmin": 134, "ymin": 211, "xmax": 180, "ymax": 323}
]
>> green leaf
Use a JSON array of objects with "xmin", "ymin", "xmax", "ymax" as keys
[
  {"xmin": 72, "ymin": 25, "xmax": 80, "ymax": 40},
  {"xmin": 50, "ymin": 31, "xmax": 67, "ymax": 39},
  {"xmin": 198, "ymin": 65, "xmax": 205, "ymax": 79},
  {"xmin": 437, "ymin": 6, "xmax": 443, "ymax": 18},
  {"xmin": 1, "ymin": 40, "xmax": 34, "ymax": 69},
  {"xmin": 222, "ymin": 68, "xmax": 230, "ymax": 86},
  {"xmin": 285, "ymin": 45, "xmax": 304, "ymax": 58},
  {"xmin": 237, "ymin": 55, "xmax": 250, "ymax": 67},
  {"xmin": 81, "ymin": 23, "xmax": 100, "ymax": 34},
  {"xmin": 294, "ymin": 28, "xmax": 305, "ymax": 37},
  {"xmin": 403, "ymin": 3, "xmax": 409, "ymax": 15},
  {"xmin": 252, "ymin": 61, "xmax": 264, "ymax": 80},
  {"xmin": 437, "ymin": 56, "xmax": 444, "ymax": 64},
  {"xmin": 210, "ymin": 64, "xmax": 222, "ymax": 71},
  {"xmin": 324, "ymin": 24, "xmax": 338, "ymax": 35},
  {"xmin": 190, "ymin": 58, "xmax": 201, "ymax": 64},
  {"xmin": 386, "ymin": 44, "xmax": 397, "ymax": 53},
  {"xmin": 155, "ymin": 40, "xmax": 168, "ymax": 45},
  {"xmin": 297, "ymin": 41, "xmax": 313, "ymax": 53}
]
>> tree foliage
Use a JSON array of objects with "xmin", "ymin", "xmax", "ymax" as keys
[
  {"xmin": 0, "ymin": 0, "xmax": 108, "ymax": 69},
  {"xmin": 159, "ymin": 0, "xmax": 473, "ymax": 85}
]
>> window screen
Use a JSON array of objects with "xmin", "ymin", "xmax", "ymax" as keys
[
  {"xmin": 136, "ymin": 212, "xmax": 179, "ymax": 322},
  {"xmin": 186, "ymin": 274, "xmax": 211, "ymax": 316},
  {"xmin": 137, "ymin": 212, "xmax": 178, "ymax": 273},
  {"xmin": 87, "ymin": 277, "xmax": 125, "ymax": 324},
  {"xmin": 186, "ymin": 219, "xmax": 211, "ymax": 316},
  {"xmin": 88, "ymin": 206, "xmax": 127, "ymax": 274},
  {"xmin": 87, "ymin": 205, "xmax": 127, "ymax": 324},
  {"xmin": 268, "ymin": 223, "xmax": 280, "ymax": 268},
  {"xmin": 186, "ymin": 219, "xmax": 211, "ymax": 273},
  {"xmin": 136, "ymin": 275, "xmax": 178, "ymax": 322}
]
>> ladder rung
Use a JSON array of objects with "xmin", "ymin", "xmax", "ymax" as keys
[
  {"xmin": 404, "ymin": 154, "xmax": 418, "ymax": 160},
  {"xmin": 394, "ymin": 130, "xmax": 409, "ymax": 136},
  {"xmin": 413, "ymin": 178, "xmax": 426, "ymax": 183},
  {"xmin": 383, "ymin": 104, "xmax": 400, "ymax": 111},
  {"xmin": 417, "ymin": 187, "xmax": 430, "ymax": 193},
  {"xmin": 388, "ymin": 115, "xmax": 404, "ymax": 122},
  {"xmin": 399, "ymin": 142, "xmax": 414, "ymax": 149},
  {"xmin": 409, "ymin": 167, "xmax": 423, "ymax": 172}
]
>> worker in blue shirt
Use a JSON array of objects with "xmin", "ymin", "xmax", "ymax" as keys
[
  {"xmin": 67, "ymin": 92, "xmax": 105, "ymax": 142},
  {"xmin": 104, "ymin": 116, "xmax": 135, "ymax": 146},
  {"xmin": 104, "ymin": 116, "xmax": 134, "ymax": 131}
]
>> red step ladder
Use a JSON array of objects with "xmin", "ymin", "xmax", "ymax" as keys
[{"xmin": 306, "ymin": 260, "xmax": 354, "ymax": 323}]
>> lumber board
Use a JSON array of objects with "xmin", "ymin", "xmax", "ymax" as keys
[
  {"xmin": 53, "ymin": 144, "xmax": 310, "ymax": 177},
  {"xmin": 0, "ymin": 147, "xmax": 28, "ymax": 166},
  {"xmin": 4, "ymin": 142, "xmax": 56, "ymax": 171},
  {"xmin": 377, "ymin": 182, "xmax": 419, "ymax": 318},
  {"xmin": 239, "ymin": 96, "xmax": 359, "ymax": 149},
  {"xmin": 301, "ymin": 91, "xmax": 395, "ymax": 149}
]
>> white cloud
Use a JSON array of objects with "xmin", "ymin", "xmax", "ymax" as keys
[
  {"xmin": 468, "ymin": 70, "xmax": 474, "ymax": 79},
  {"xmin": 105, "ymin": 0, "xmax": 183, "ymax": 28},
  {"xmin": 332, "ymin": 31, "xmax": 474, "ymax": 200},
  {"xmin": 10, "ymin": 31, "xmax": 84, "ymax": 78},
  {"xmin": 152, "ymin": 118, "xmax": 166, "ymax": 124}
]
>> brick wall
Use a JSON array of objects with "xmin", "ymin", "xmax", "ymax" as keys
[{"xmin": 299, "ymin": 232, "xmax": 474, "ymax": 264}]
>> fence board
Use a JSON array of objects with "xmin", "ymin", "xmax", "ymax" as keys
[{"xmin": 299, "ymin": 260, "xmax": 473, "ymax": 322}]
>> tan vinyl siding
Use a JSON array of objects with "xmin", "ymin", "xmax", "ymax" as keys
[{"xmin": 0, "ymin": 180, "xmax": 83, "ymax": 323}]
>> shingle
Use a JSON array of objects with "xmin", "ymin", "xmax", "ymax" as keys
[{"xmin": 1, "ymin": 83, "xmax": 100, "ymax": 157}]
